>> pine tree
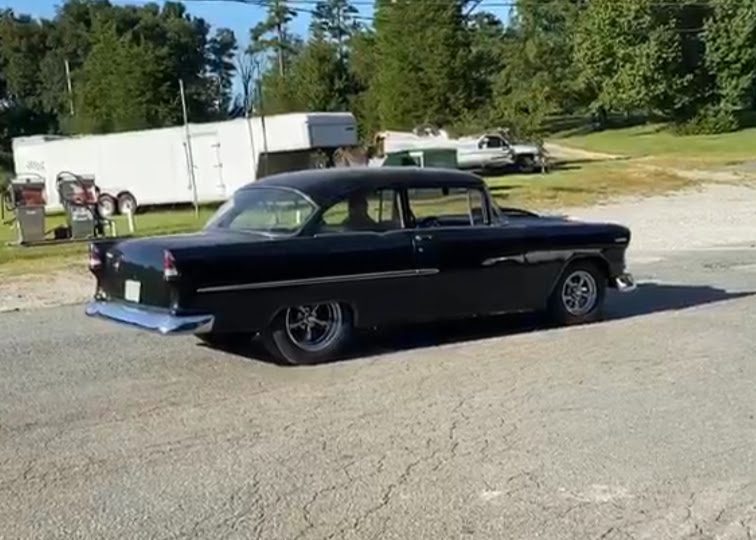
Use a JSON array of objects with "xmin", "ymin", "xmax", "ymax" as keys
[
  {"xmin": 373, "ymin": 0, "xmax": 469, "ymax": 130},
  {"xmin": 207, "ymin": 28, "xmax": 238, "ymax": 117}
]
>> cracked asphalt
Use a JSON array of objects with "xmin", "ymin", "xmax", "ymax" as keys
[{"xmin": 1, "ymin": 245, "xmax": 755, "ymax": 539}]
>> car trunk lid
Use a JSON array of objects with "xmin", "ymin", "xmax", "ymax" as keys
[{"xmin": 97, "ymin": 230, "xmax": 272, "ymax": 308}]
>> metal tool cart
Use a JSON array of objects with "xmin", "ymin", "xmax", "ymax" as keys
[
  {"xmin": 2, "ymin": 171, "xmax": 131, "ymax": 246},
  {"xmin": 2, "ymin": 173, "xmax": 48, "ymax": 244}
]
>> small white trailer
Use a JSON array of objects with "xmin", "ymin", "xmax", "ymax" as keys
[{"xmin": 12, "ymin": 112, "xmax": 358, "ymax": 213}]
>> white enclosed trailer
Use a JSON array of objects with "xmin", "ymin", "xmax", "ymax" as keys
[{"xmin": 12, "ymin": 112, "xmax": 358, "ymax": 213}]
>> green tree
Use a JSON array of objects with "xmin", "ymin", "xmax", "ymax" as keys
[
  {"xmin": 308, "ymin": 0, "xmax": 361, "ymax": 109},
  {"xmin": 289, "ymin": 39, "xmax": 340, "ymax": 111},
  {"xmin": 72, "ymin": 20, "xmax": 160, "ymax": 133},
  {"xmin": 0, "ymin": 12, "xmax": 50, "ymax": 109},
  {"xmin": 705, "ymin": 0, "xmax": 756, "ymax": 111},
  {"xmin": 494, "ymin": 0, "xmax": 581, "ymax": 134},
  {"xmin": 457, "ymin": 11, "xmax": 508, "ymax": 132},
  {"xmin": 249, "ymin": 0, "xmax": 298, "ymax": 77},
  {"xmin": 373, "ymin": 0, "xmax": 469, "ymax": 130},
  {"xmin": 207, "ymin": 28, "xmax": 238, "ymax": 117},
  {"xmin": 0, "ymin": 11, "xmax": 57, "ymax": 167},
  {"xmin": 348, "ymin": 29, "xmax": 380, "ymax": 139},
  {"xmin": 573, "ymin": 0, "xmax": 689, "ymax": 124}
]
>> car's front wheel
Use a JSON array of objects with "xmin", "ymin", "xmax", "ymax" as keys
[
  {"xmin": 516, "ymin": 155, "xmax": 538, "ymax": 173},
  {"xmin": 263, "ymin": 302, "xmax": 353, "ymax": 365},
  {"xmin": 548, "ymin": 261, "xmax": 606, "ymax": 326}
]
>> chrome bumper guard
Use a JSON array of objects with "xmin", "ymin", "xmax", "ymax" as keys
[
  {"xmin": 614, "ymin": 273, "xmax": 637, "ymax": 293},
  {"xmin": 85, "ymin": 301, "xmax": 214, "ymax": 335}
]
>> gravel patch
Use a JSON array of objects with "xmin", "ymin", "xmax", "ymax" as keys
[
  {"xmin": 0, "ymin": 269, "xmax": 92, "ymax": 313},
  {"xmin": 562, "ymin": 183, "xmax": 756, "ymax": 256}
]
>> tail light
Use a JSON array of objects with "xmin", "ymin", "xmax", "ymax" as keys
[
  {"xmin": 88, "ymin": 243, "xmax": 102, "ymax": 271},
  {"xmin": 163, "ymin": 250, "xmax": 179, "ymax": 280}
]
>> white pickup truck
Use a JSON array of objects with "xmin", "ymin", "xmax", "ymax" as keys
[{"xmin": 375, "ymin": 127, "xmax": 547, "ymax": 174}]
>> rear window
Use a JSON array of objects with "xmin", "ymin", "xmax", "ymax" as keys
[{"xmin": 205, "ymin": 188, "xmax": 317, "ymax": 235}]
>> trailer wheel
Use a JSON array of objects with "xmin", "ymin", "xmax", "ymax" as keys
[
  {"xmin": 117, "ymin": 192, "xmax": 137, "ymax": 215},
  {"xmin": 97, "ymin": 194, "xmax": 117, "ymax": 218}
]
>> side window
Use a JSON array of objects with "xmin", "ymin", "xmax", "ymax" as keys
[
  {"xmin": 407, "ymin": 187, "xmax": 488, "ymax": 228},
  {"xmin": 318, "ymin": 189, "xmax": 403, "ymax": 233},
  {"xmin": 486, "ymin": 136, "xmax": 504, "ymax": 148}
]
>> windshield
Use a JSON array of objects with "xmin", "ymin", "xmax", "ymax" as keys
[{"xmin": 205, "ymin": 187, "xmax": 317, "ymax": 235}]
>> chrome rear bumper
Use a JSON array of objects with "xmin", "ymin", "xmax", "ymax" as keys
[
  {"xmin": 614, "ymin": 273, "xmax": 637, "ymax": 293},
  {"xmin": 85, "ymin": 301, "xmax": 214, "ymax": 335}
]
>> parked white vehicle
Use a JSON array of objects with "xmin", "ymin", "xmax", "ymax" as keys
[
  {"xmin": 12, "ymin": 112, "xmax": 358, "ymax": 214},
  {"xmin": 374, "ymin": 127, "xmax": 546, "ymax": 173}
]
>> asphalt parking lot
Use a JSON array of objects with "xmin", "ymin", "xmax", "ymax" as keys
[{"xmin": 1, "ymin": 244, "xmax": 755, "ymax": 539}]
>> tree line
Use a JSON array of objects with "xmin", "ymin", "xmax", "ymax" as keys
[{"xmin": 1, "ymin": 0, "xmax": 755, "ymax": 169}]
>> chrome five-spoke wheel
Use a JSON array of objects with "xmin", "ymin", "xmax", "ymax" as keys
[
  {"xmin": 264, "ymin": 301, "xmax": 353, "ymax": 365},
  {"xmin": 561, "ymin": 270, "xmax": 598, "ymax": 316},
  {"xmin": 548, "ymin": 261, "xmax": 606, "ymax": 326},
  {"xmin": 284, "ymin": 302, "xmax": 344, "ymax": 352}
]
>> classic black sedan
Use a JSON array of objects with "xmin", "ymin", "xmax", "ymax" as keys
[{"xmin": 86, "ymin": 167, "xmax": 635, "ymax": 364}]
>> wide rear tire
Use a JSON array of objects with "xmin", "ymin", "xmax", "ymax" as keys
[
  {"xmin": 548, "ymin": 261, "xmax": 607, "ymax": 326},
  {"xmin": 263, "ymin": 302, "xmax": 353, "ymax": 365}
]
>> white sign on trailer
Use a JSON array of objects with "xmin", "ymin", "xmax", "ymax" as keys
[{"xmin": 11, "ymin": 112, "xmax": 358, "ymax": 213}]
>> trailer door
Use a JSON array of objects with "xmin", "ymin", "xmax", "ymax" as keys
[{"xmin": 190, "ymin": 132, "xmax": 226, "ymax": 202}]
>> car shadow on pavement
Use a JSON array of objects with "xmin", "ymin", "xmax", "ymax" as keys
[{"xmin": 204, "ymin": 283, "xmax": 753, "ymax": 365}]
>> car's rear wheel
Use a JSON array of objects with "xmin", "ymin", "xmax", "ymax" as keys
[
  {"xmin": 548, "ymin": 261, "xmax": 606, "ymax": 326},
  {"xmin": 263, "ymin": 301, "xmax": 352, "ymax": 365}
]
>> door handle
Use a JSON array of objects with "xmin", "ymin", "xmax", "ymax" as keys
[{"xmin": 414, "ymin": 233, "xmax": 433, "ymax": 241}]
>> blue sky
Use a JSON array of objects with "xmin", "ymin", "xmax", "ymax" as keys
[{"xmin": 3, "ymin": 1, "xmax": 510, "ymax": 51}]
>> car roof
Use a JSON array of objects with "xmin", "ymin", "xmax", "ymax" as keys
[{"xmin": 243, "ymin": 167, "xmax": 485, "ymax": 207}]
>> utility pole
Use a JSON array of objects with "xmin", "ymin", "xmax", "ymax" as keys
[
  {"xmin": 179, "ymin": 79, "xmax": 199, "ymax": 218},
  {"xmin": 64, "ymin": 59, "xmax": 75, "ymax": 116},
  {"xmin": 274, "ymin": 0, "xmax": 285, "ymax": 77},
  {"xmin": 244, "ymin": 60, "xmax": 258, "ymax": 180},
  {"xmin": 256, "ymin": 77, "xmax": 269, "ymax": 178}
]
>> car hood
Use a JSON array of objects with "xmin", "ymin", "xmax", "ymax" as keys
[{"xmin": 503, "ymin": 213, "xmax": 631, "ymax": 237}]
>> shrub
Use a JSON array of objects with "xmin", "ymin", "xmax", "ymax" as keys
[{"xmin": 673, "ymin": 105, "xmax": 739, "ymax": 135}]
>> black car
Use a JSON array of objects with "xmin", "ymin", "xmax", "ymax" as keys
[{"xmin": 86, "ymin": 167, "xmax": 635, "ymax": 364}]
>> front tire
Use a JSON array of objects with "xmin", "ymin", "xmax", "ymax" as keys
[
  {"xmin": 263, "ymin": 302, "xmax": 353, "ymax": 365},
  {"xmin": 548, "ymin": 261, "xmax": 606, "ymax": 326},
  {"xmin": 516, "ymin": 155, "xmax": 537, "ymax": 174}
]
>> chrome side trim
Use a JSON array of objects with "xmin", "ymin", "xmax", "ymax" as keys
[
  {"xmin": 85, "ymin": 301, "xmax": 214, "ymax": 335},
  {"xmin": 482, "ymin": 249, "xmax": 602, "ymax": 267},
  {"xmin": 482, "ymin": 255, "xmax": 526, "ymax": 266},
  {"xmin": 525, "ymin": 249, "xmax": 601, "ymax": 263},
  {"xmin": 196, "ymin": 268, "xmax": 440, "ymax": 294},
  {"xmin": 615, "ymin": 273, "xmax": 637, "ymax": 293}
]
